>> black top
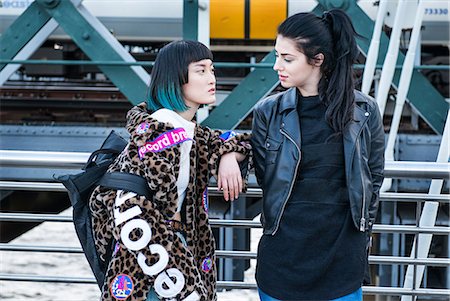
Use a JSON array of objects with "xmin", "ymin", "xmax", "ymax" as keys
[{"xmin": 256, "ymin": 94, "xmax": 366, "ymax": 300}]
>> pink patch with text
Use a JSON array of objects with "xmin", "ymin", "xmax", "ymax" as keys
[{"xmin": 138, "ymin": 128, "xmax": 191, "ymax": 158}]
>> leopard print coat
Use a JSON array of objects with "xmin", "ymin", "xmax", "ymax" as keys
[{"xmin": 89, "ymin": 103, "xmax": 251, "ymax": 301}]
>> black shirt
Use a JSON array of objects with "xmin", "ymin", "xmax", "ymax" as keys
[{"xmin": 256, "ymin": 94, "xmax": 366, "ymax": 300}]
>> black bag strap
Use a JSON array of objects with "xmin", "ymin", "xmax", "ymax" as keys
[{"xmin": 98, "ymin": 172, "xmax": 153, "ymax": 200}]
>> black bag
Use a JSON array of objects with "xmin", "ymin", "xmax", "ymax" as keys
[{"xmin": 56, "ymin": 131, "xmax": 152, "ymax": 288}]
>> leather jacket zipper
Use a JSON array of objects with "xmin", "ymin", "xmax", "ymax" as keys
[
  {"xmin": 358, "ymin": 110, "xmax": 370, "ymax": 232},
  {"xmin": 272, "ymin": 128, "xmax": 301, "ymax": 235},
  {"xmin": 348, "ymin": 108, "xmax": 370, "ymax": 232},
  {"xmin": 360, "ymin": 173, "xmax": 366, "ymax": 232}
]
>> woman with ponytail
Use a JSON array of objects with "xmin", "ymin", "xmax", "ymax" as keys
[{"xmin": 251, "ymin": 9, "xmax": 385, "ymax": 301}]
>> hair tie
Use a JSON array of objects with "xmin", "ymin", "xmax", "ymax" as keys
[{"xmin": 321, "ymin": 11, "xmax": 330, "ymax": 25}]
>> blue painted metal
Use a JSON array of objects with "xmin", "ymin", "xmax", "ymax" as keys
[
  {"xmin": 201, "ymin": 51, "xmax": 279, "ymax": 129},
  {"xmin": 0, "ymin": 2, "xmax": 51, "ymax": 71},
  {"xmin": 33, "ymin": 0, "xmax": 148, "ymax": 104},
  {"xmin": 315, "ymin": 0, "xmax": 448, "ymax": 134}
]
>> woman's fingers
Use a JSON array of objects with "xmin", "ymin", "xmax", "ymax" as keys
[
  {"xmin": 224, "ymin": 173, "xmax": 241, "ymax": 201},
  {"xmin": 238, "ymin": 174, "xmax": 243, "ymax": 193},
  {"xmin": 232, "ymin": 176, "xmax": 239, "ymax": 200},
  {"xmin": 221, "ymin": 176, "xmax": 229, "ymax": 201}
]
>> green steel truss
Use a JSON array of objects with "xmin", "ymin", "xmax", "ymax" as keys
[
  {"xmin": 0, "ymin": 1, "xmax": 52, "ymax": 71},
  {"xmin": 1, "ymin": 0, "xmax": 446, "ymax": 133},
  {"xmin": 1, "ymin": 0, "xmax": 149, "ymax": 104}
]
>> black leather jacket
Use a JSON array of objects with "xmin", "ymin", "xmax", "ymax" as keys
[{"xmin": 251, "ymin": 88, "xmax": 385, "ymax": 235}]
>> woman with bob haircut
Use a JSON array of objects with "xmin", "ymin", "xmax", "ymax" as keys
[
  {"xmin": 89, "ymin": 40, "xmax": 251, "ymax": 301},
  {"xmin": 251, "ymin": 10, "xmax": 385, "ymax": 301}
]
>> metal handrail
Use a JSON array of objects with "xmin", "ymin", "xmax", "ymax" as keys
[
  {"xmin": 1, "ymin": 150, "xmax": 449, "ymax": 178},
  {"xmin": 1, "ymin": 156, "xmax": 449, "ymax": 297},
  {"xmin": 0, "ymin": 212, "xmax": 448, "ymax": 235},
  {"xmin": 0, "ymin": 273, "xmax": 448, "ymax": 296},
  {"xmin": 0, "ymin": 150, "xmax": 88, "ymax": 168},
  {"xmin": 381, "ymin": 192, "xmax": 450, "ymax": 202},
  {"xmin": 1, "ymin": 244, "xmax": 449, "ymax": 267},
  {"xmin": 0, "ymin": 59, "xmax": 448, "ymax": 70},
  {"xmin": 1, "ymin": 181, "xmax": 449, "ymax": 203}
]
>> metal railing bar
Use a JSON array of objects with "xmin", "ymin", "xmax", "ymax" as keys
[
  {"xmin": 0, "ymin": 213, "xmax": 72, "ymax": 222},
  {"xmin": 373, "ymin": 225, "xmax": 450, "ymax": 234},
  {"xmin": 1, "ymin": 181, "xmax": 449, "ymax": 204},
  {"xmin": 380, "ymin": 193, "xmax": 450, "ymax": 202},
  {"xmin": 1, "ymin": 151, "xmax": 449, "ymax": 179},
  {"xmin": 361, "ymin": 286, "xmax": 450, "ymax": 297},
  {"xmin": 210, "ymin": 220, "xmax": 261, "ymax": 228},
  {"xmin": 0, "ymin": 244, "xmax": 82, "ymax": 253},
  {"xmin": 0, "ymin": 213, "xmax": 448, "ymax": 234},
  {"xmin": 0, "ymin": 59, "xmax": 448, "ymax": 70},
  {"xmin": 208, "ymin": 187, "xmax": 263, "ymax": 198},
  {"xmin": 383, "ymin": 161, "xmax": 450, "ymax": 179},
  {"xmin": 2, "ymin": 181, "xmax": 449, "ymax": 204},
  {"xmin": 2, "ymin": 244, "xmax": 449, "ymax": 266},
  {"xmin": 0, "ymin": 273, "xmax": 96, "ymax": 284},
  {"xmin": 0, "ymin": 181, "xmax": 66, "ymax": 192},
  {"xmin": 0, "ymin": 273, "xmax": 449, "ymax": 296},
  {"xmin": 368, "ymin": 255, "xmax": 450, "ymax": 266},
  {"xmin": 0, "ymin": 150, "xmax": 89, "ymax": 168}
]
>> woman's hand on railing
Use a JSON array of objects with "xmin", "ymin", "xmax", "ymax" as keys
[{"xmin": 218, "ymin": 152, "xmax": 243, "ymax": 201}]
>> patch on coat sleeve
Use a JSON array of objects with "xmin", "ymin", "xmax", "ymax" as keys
[
  {"xmin": 138, "ymin": 127, "xmax": 192, "ymax": 158},
  {"xmin": 110, "ymin": 274, "xmax": 134, "ymax": 300},
  {"xmin": 112, "ymin": 241, "xmax": 120, "ymax": 257},
  {"xmin": 135, "ymin": 122, "xmax": 150, "ymax": 134},
  {"xmin": 219, "ymin": 131, "xmax": 237, "ymax": 141},
  {"xmin": 202, "ymin": 188, "xmax": 208, "ymax": 213},
  {"xmin": 201, "ymin": 256, "xmax": 213, "ymax": 272}
]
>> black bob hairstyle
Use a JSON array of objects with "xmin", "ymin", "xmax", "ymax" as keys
[{"xmin": 147, "ymin": 40, "xmax": 213, "ymax": 112}]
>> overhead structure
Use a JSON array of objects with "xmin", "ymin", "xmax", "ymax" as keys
[
  {"xmin": 0, "ymin": 0, "xmax": 149, "ymax": 104},
  {"xmin": 0, "ymin": 0, "xmax": 447, "ymax": 134},
  {"xmin": 204, "ymin": 0, "xmax": 447, "ymax": 135}
]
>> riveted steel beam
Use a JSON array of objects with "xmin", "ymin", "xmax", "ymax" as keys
[
  {"xmin": 201, "ymin": 52, "xmax": 278, "ymax": 129},
  {"xmin": 315, "ymin": 0, "xmax": 447, "ymax": 134},
  {"xmin": 0, "ymin": 2, "xmax": 53, "ymax": 71},
  {"xmin": 23, "ymin": 0, "xmax": 150, "ymax": 105}
]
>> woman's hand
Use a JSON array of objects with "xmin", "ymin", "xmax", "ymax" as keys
[{"xmin": 218, "ymin": 152, "xmax": 243, "ymax": 201}]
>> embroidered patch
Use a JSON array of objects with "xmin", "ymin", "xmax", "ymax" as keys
[
  {"xmin": 138, "ymin": 127, "xmax": 191, "ymax": 158},
  {"xmin": 113, "ymin": 241, "xmax": 120, "ymax": 256},
  {"xmin": 219, "ymin": 130, "xmax": 237, "ymax": 141},
  {"xmin": 136, "ymin": 122, "xmax": 150, "ymax": 134},
  {"xmin": 201, "ymin": 257, "xmax": 213, "ymax": 272},
  {"xmin": 110, "ymin": 274, "xmax": 134, "ymax": 300},
  {"xmin": 202, "ymin": 188, "xmax": 208, "ymax": 213}
]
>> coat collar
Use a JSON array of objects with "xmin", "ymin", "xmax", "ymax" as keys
[
  {"xmin": 277, "ymin": 88, "xmax": 371, "ymax": 154},
  {"xmin": 279, "ymin": 88, "xmax": 298, "ymax": 113}
]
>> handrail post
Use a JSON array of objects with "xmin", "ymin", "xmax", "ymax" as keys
[{"xmin": 401, "ymin": 110, "xmax": 450, "ymax": 301}]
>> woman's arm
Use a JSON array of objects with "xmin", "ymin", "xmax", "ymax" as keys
[
  {"xmin": 207, "ymin": 129, "xmax": 252, "ymax": 201},
  {"xmin": 218, "ymin": 152, "xmax": 245, "ymax": 201},
  {"xmin": 251, "ymin": 105, "xmax": 268, "ymax": 187}
]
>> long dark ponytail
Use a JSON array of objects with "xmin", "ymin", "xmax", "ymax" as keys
[{"xmin": 277, "ymin": 9, "xmax": 359, "ymax": 132}]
